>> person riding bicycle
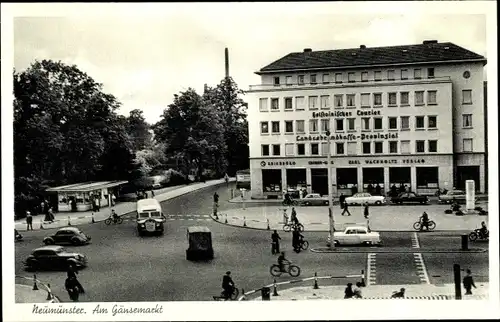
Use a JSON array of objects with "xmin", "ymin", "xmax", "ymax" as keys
[
  {"xmin": 111, "ymin": 209, "xmax": 119, "ymax": 222},
  {"xmin": 479, "ymin": 221, "xmax": 488, "ymax": 238},
  {"xmin": 277, "ymin": 252, "xmax": 290, "ymax": 272},
  {"xmin": 222, "ymin": 271, "xmax": 235, "ymax": 300},
  {"xmin": 420, "ymin": 211, "xmax": 430, "ymax": 231}
]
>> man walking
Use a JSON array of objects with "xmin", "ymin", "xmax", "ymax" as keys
[
  {"xmin": 339, "ymin": 193, "xmax": 346, "ymax": 209},
  {"xmin": 271, "ymin": 230, "xmax": 281, "ymax": 254},
  {"xmin": 463, "ymin": 269, "xmax": 476, "ymax": 295},
  {"xmin": 364, "ymin": 203, "xmax": 370, "ymax": 219},
  {"xmin": 26, "ymin": 211, "xmax": 33, "ymax": 231},
  {"xmin": 341, "ymin": 201, "xmax": 352, "ymax": 216}
]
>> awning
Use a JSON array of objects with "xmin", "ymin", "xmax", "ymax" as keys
[{"xmin": 46, "ymin": 180, "xmax": 129, "ymax": 193}]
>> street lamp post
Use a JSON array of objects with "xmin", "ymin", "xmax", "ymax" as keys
[{"xmin": 325, "ymin": 130, "xmax": 335, "ymax": 248}]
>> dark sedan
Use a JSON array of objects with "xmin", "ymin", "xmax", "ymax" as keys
[
  {"xmin": 24, "ymin": 246, "xmax": 88, "ymax": 271},
  {"xmin": 43, "ymin": 227, "xmax": 91, "ymax": 246},
  {"xmin": 391, "ymin": 192, "xmax": 429, "ymax": 205}
]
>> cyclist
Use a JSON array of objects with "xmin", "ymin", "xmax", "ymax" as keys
[
  {"xmin": 283, "ymin": 192, "xmax": 292, "ymax": 205},
  {"xmin": 479, "ymin": 221, "xmax": 488, "ymax": 238},
  {"xmin": 111, "ymin": 209, "xmax": 119, "ymax": 223},
  {"xmin": 290, "ymin": 207, "xmax": 299, "ymax": 226},
  {"xmin": 277, "ymin": 252, "xmax": 290, "ymax": 272},
  {"xmin": 294, "ymin": 230, "xmax": 305, "ymax": 252},
  {"xmin": 221, "ymin": 271, "xmax": 235, "ymax": 300},
  {"xmin": 419, "ymin": 211, "xmax": 430, "ymax": 231}
]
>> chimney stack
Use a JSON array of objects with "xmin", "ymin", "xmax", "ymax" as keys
[{"xmin": 225, "ymin": 48, "xmax": 229, "ymax": 78}]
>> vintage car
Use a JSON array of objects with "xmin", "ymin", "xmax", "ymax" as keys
[
  {"xmin": 299, "ymin": 193, "xmax": 331, "ymax": 206},
  {"xmin": 438, "ymin": 190, "xmax": 476, "ymax": 204},
  {"xmin": 391, "ymin": 192, "xmax": 429, "ymax": 205},
  {"xmin": 136, "ymin": 198, "xmax": 166, "ymax": 236},
  {"xmin": 43, "ymin": 227, "xmax": 91, "ymax": 246},
  {"xmin": 344, "ymin": 193, "xmax": 386, "ymax": 206},
  {"xmin": 186, "ymin": 226, "xmax": 214, "ymax": 261},
  {"xmin": 332, "ymin": 226, "xmax": 381, "ymax": 246},
  {"xmin": 24, "ymin": 246, "xmax": 87, "ymax": 271}
]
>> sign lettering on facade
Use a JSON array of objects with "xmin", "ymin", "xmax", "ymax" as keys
[
  {"xmin": 296, "ymin": 132, "xmax": 398, "ymax": 142},
  {"xmin": 260, "ymin": 158, "xmax": 426, "ymax": 167},
  {"xmin": 311, "ymin": 110, "xmax": 382, "ymax": 118}
]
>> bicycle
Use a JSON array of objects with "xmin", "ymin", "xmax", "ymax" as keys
[
  {"xmin": 104, "ymin": 215, "xmax": 123, "ymax": 225},
  {"xmin": 213, "ymin": 286, "xmax": 239, "ymax": 301},
  {"xmin": 283, "ymin": 222, "xmax": 304, "ymax": 232},
  {"xmin": 297, "ymin": 239, "xmax": 309, "ymax": 250},
  {"xmin": 413, "ymin": 220, "xmax": 436, "ymax": 231},
  {"xmin": 270, "ymin": 262, "xmax": 301, "ymax": 277}
]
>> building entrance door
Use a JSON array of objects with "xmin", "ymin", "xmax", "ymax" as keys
[
  {"xmin": 311, "ymin": 168, "xmax": 328, "ymax": 196},
  {"xmin": 456, "ymin": 166, "xmax": 480, "ymax": 191}
]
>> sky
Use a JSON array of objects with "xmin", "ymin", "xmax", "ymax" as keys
[{"xmin": 10, "ymin": 3, "xmax": 490, "ymax": 124}]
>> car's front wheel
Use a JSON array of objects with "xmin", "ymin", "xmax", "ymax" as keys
[
  {"xmin": 375, "ymin": 201, "xmax": 382, "ymax": 205},
  {"xmin": 44, "ymin": 238, "xmax": 54, "ymax": 245}
]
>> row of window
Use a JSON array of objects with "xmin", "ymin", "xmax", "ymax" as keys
[
  {"xmin": 260, "ymin": 116, "xmax": 439, "ymax": 134},
  {"xmin": 261, "ymin": 138, "xmax": 475, "ymax": 156},
  {"xmin": 273, "ymin": 67, "xmax": 436, "ymax": 86},
  {"xmin": 259, "ymin": 89, "xmax": 474, "ymax": 112}
]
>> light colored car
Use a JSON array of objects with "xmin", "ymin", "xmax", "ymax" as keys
[
  {"xmin": 345, "ymin": 192, "xmax": 386, "ymax": 205},
  {"xmin": 333, "ymin": 226, "xmax": 381, "ymax": 246},
  {"xmin": 438, "ymin": 190, "xmax": 476, "ymax": 204},
  {"xmin": 299, "ymin": 193, "xmax": 330, "ymax": 206}
]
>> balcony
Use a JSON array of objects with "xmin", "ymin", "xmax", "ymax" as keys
[{"xmin": 248, "ymin": 76, "xmax": 452, "ymax": 91}]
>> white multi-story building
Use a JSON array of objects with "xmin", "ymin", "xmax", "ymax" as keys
[{"xmin": 247, "ymin": 40, "xmax": 487, "ymax": 198}]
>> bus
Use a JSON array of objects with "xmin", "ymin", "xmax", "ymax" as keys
[
  {"xmin": 236, "ymin": 169, "xmax": 251, "ymax": 189},
  {"xmin": 136, "ymin": 198, "xmax": 165, "ymax": 236}
]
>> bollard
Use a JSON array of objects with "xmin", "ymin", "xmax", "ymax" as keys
[
  {"xmin": 91, "ymin": 213, "xmax": 95, "ymax": 224},
  {"xmin": 243, "ymin": 216, "xmax": 247, "ymax": 227},
  {"xmin": 46, "ymin": 284, "xmax": 52, "ymax": 300},
  {"xmin": 273, "ymin": 279, "xmax": 279, "ymax": 296},
  {"xmin": 313, "ymin": 272, "xmax": 319, "ymax": 289},
  {"xmin": 68, "ymin": 216, "xmax": 71, "ymax": 226},
  {"xmin": 33, "ymin": 274, "xmax": 39, "ymax": 290},
  {"xmin": 267, "ymin": 219, "xmax": 270, "ymax": 230},
  {"xmin": 261, "ymin": 286, "xmax": 271, "ymax": 301},
  {"xmin": 360, "ymin": 270, "xmax": 366, "ymax": 287},
  {"xmin": 461, "ymin": 234, "xmax": 469, "ymax": 251},
  {"xmin": 240, "ymin": 288, "xmax": 246, "ymax": 301},
  {"xmin": 225, "ymin": 214, "xmax": 228, "ymax": 224},
  {"xmin": 454, "ymin": 264, "xmax": 462, "ymax": 300},
  {"xmin": 40, "ymin": 220, "xmax": 44, "ymax": 230},
  {"xmin": 327, "ymin": 234, "xmax": 332, "ymax": 248}
]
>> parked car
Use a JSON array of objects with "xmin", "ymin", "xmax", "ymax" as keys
[
  {"xmin": 299, "ymin": 193, "xmax": 331, "ymax": 206},
  {"xmin": 43, "ymin": 227, "xmax": 91, "ymax": 246},
  {"xmin": 24, "ymin": 246, "xmax": 88, "ymax": 271},
  {"xmin": 345, "ymin": 193, "xmax": 386, "ymax": 205},
  {"xmin": 438, "ymin": 190, "xmax": 476, "ymax": 204},
  {"xmin": 391, "ymin": 192, "xmax": 429, "ymax": 205},
  {"xmin": 332, "ymin": 226, "xmax": 381, "ymax": 246}
]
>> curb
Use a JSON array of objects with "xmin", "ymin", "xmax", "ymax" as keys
[{"xmin": 309, "ymin": 248, "xmax": 488, "ymax": 254}]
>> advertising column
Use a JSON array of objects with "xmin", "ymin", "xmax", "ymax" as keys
[{"xmin": 465, "ymin": 180, "xmax": 475, "ymax": 212}]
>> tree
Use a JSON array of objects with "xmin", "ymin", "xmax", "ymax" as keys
[
  {"xmin": 152, "ymin": 88, "xmax": 227, "ymax": 179},
  {"xmin": 126, "ymin": 109, "xmax": 152, "ymax": 151},
  {"xmin": 203, "ymin": 77, "xmax": 249, "ymax": 175}
]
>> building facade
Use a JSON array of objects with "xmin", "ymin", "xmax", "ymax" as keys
[{"xmin": 247, "ymin": 41, "xmax": 487, "ymax": 198}]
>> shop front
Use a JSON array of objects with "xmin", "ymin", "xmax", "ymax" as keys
[
  {"xmin": 262, "ymin": 169, "xmax": 282, "ymax": 198},
  {"xmin": 286, "ymin": 169, "xmax": 307, "ymax": 198},
  {"xmin": 336, "ymin": 168, "xmax": 358, "ymax": 196},
  {"xmin": 362, "ymin": 167, "xmax": 384, "ymax": 195}
]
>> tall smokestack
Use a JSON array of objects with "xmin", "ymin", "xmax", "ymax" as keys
[{"xmin": 225, "ymin": 47, "xmax": 229, "ymax": 78}]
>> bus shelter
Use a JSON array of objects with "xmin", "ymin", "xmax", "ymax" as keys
[{"xmin": 46, "ymin": 180, "xmax": 128, "ymax": 212}]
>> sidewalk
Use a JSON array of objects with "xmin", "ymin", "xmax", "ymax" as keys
[
  {"xmin": 15, "ymin": 178, "xmax": 234, "ymax": 231},
  {"xmin": 247, "ymin": 283, "xmax": 489, "ymax": 301},
  {"xmin": 213, "ymin": 202, "xmax": 489, "ymax": 232},
  {"xmin": 15, "ymin": 275, "xmax": 60, "ymax": 303}
]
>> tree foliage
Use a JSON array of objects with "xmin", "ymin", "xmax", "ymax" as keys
[
  {"xmin": 13, "ymin": 59, "xmax": 138, "ymax": 216},
  {"xmin": 126, "ymin": 109, "xmax": 152, "ymax": 151}
]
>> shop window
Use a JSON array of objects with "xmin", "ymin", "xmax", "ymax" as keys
[
  {"xmin": 272, "ymin": 144, "xmax": 281, "ymax": 156},
  {"xmin": 259, "ymin": 98, "xmax": 268, "ymax": 112},
  {"xmin": 286, "ymin": 76, "xmax": 293, "ymax": 85},
  {"xmin": 427, "ymin": 91, "xmax": 437, "ymax": 105},
  {"xmin": 285, "ymin": 121, "xmax": 293, "ymax": 133},
  {"xmin": 427, "ymin": 68, "xmax": 435, "ymax": 79},
  {"xmin": 428, "ymin": 140, "xmax": 437, "ymax": 152},
  {"xmin": 309, "ymin": 119, "xmax": 318, "ymax": 133},
  {"xmin": 389, "ymin": 117, "xmax": 397, "ymax": 129},
  {"xmin": 346, "ymin": 94, "xmax": 356, "ymax": 108},
  {"xmin": 321, "ymin": 95, "xmax": 330, "ymax": 109},
  {"xmin": 321, "ymin": 119, "xmax": 330, "ymax": 133},
  {"xmin": 463, "ymin": 138, "xmax": 473, "ymax": 152},
  {"xmin": 462, "ymin": 90, "xmax": 472, "ymax": 104},
  {"xmin": 296, "ymin": 96, "xmax": 305, "ymax": 110},
  {"xmin": 322, "ymin": 73, "xmax": 330, "ymax": 84},
  {"xmin": 347, "ymin": 118, "xmax": 356, "ymax": 131},
  {"xmin": 271, "ymin": 121, "xmax": 280, "ymax": 133},
  {"xmin": 334, "ymin": 94, "xmax": 343, "ymax": 108},
  {"xmin": 273, "ymin": 77, "xmax": 280, "ymax": 85},
  {"xmin": 462, "ymin": 114, "xmax": 472, "ymax": 128},
  {"xmin": 298, "ymin": 75, "xmax": 305, "ymax": 85},
  {"xmin": 416, "ymin": 116, "xmax": 425, "ymax": 129},
  {"xmin": 309, "ymin": 96, "xmax": 318, "ymax": 109},
  {"xmin": 297, "ymin": 143, "xmax": 305, "ymax": 156},
  {"xmin": 416, "ymin": 140, "xmax": 425, "ymax": 153},
  {"xmin": 416, "ymin": 167, "xmax": 438, "ymax": 188},
  {"xmin": 321, "ymin": 142, "xmax": 330, "ymax": 156},
  {"xmin": 400, "ymin": 116, "xmax": 410, "ymax": 130},
  {"xmin": 311, "ymin": 143, "xmax": 319, "ymax": 155},
  {"xmin": 374, "ymin": 117, "xmax": 383, "ymax": 130},
  {"xmin": 389, "ymin": 141, "xmax": 398, "ymax": 153},
  {"xmin": 400, "ymin": 92, "xmax": 409, "ymax": 106},
  {"xmin": 336, "ymin": 142, "xmax": 345, "ymax": 155},
  {"xmin": 374, "ymin": 71, "xmax": 382, "ymax": 81},
  {"xmin": 310, "ymin": 74, "xmax": 317, "ymax": 84},
  {"xmin": 361, "ymin": 93, "xmax": 370, "ymax": 107},
  {"xmin": 388, "ymin": 92, "xmax": 397, "ymax": 106},
  {"xmin": 337, "ymin": 168, "xmax": 358, "ymax": 189},
  {"xmin": 336, "ymin": 119, "xmax": 344, "ymax": 132},
  {"xmin": 348, "ymin": 72, "xmax": 356, "ymax": 82},
  {"xmin": 285, "ymin": 143, "xmax": 294, "ymax": 156},
  {"xmin": 271, "ymin": 98, "xmax": 279, "ymax": 110},
  {"xmin": 335, "ymin": 73, "xmax": 343, "ymax": 83},
  {"xmin": 347, "ymin": 142, "xmax": 357, "ymax": 155},
  {"xmin": 261, "ymin": 144, "xmax": 270, "ymax": 156},
  {"xmin": 296, "ymin": 120, "xmax": 305, "ymax": 133},
  {"xmin": 428, "ymin": 116, "xmax": 437, "ymax": 129},
  {"xmin": 401, "ymin": 140, "xmax": 410, "ymax": 154},
  {"xmin": 260, "ymin": 122, "xmax": 269, "ymax": 134},
  {"xmin": 414, "ymin": 69, "xmax": 422, "ymax": 79},
  {"xmin": 362, "ymin": 118, "xmax": 370, "ymax": 131},
  {"xmin": 361, "ymin": 72, "xmax": 368, "ymax": 82},
  {"xmin": 284, "ymin": 97, "xmax": 293, "ymax": 110},
  {"xmin": 362, "ymin": 142, "xmax": 371, "ymax": 154},
  {"xmin": 373, "ymin": 93, "xmax": 382, "ymax": 107},
  {"xmin": 415, "ymin": 91, "xmax": 424, "ymax": 106},
  {"xmin": 387, "ymin": 70, "xmax": 395, "ymax": 80},
  {"xmin": 401, "ymin": 69, "xmax": 408, "ymax": 80},
  {"xmin": 262, "ymin": 169, "xmax": 282, "ymax": 193},
  {"xmin": 374, "ymin": 142, "xmax": 383, "ymax": 154}
]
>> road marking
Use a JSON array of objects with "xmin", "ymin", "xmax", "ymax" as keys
[
  {"xmin": 411, "ymin": 232, "xmax": 420, "ymax": 248},
  {"xmin": 366, "ymin": 253, "xmax": 377, "ymax": 286},
  {"xmin": 413, "ymin": 253, "xmax": 430, "ymax": 284}
]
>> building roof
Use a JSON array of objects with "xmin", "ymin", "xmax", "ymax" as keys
[
  {"xmin": 257, "ymin": 41, "xmax": 486, "ymax": 74},
  {"xmin": 46, "ymin": 180, "xmax": 128, "ymax": 192}
]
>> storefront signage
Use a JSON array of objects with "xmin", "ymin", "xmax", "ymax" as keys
[
  {"xmin": 308, "ymin": 160, "xmax": 335, "ymax": 165},
  {"xmin": 312, "ymin": 110, "xmax": 382, "ymax": 118},
  {"xmin": 297, "ymin": 132, "xmax": 398, "ymax": 142},
  {"xmin": 261, "ymin": 161, "xmax": 297, "ymax": 167},
  {"xmin": 349, "ymin": 159, "xmax": 426, "ymax": 165}
]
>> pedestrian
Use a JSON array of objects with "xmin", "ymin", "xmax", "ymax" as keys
[
  {"xmin": 26, "ymin": 211, "xmax": 33, "ymax": 231},
  {"xmin": 97, "ymin": 198, "xmax": 101, "ymax": 211},
  {"xmin": 353, "ymin": 282, "xmax": 363, "ymax": 298},
  {"xmin": 339, "ymin": 193, "xmax": 346, "ymax": 209},
  {"xmin": 150, "ymin": 190, "xmax": 155, "ymax": 198},
  {"xmin": 341, "ymin": 202, "xmax": 352, "ymax": 216},
  {"xmin": 224, "ymin": 173, "xmax": 229, "ymax": 186},
  {"xmin": 271, "ymin": 230, "xmax": 281, "ymax": 254},
  {"xmin": 367, "ymin": 183, "xmax": 374, "ymax": 195},
  {"xmin": 364, "ymin": 203, "xmax": 370, "ymax": 219},
  {"xmin": 391, "ymin": 184, "xmax": 398, "ymax": 198},
  {"xmin": 344, "ymin": 283, "xmax": 354, "ymax": 299},
  {"xmin": 463, "ymin": 269, "xmax": 476, "ymax": 295},
  {"xmin": 375, "ymin": 184, "xmax": 381, "ymax": 196},
  {"xmin": 48, "ymin": 207, "xmax": 55, "ymax": 223},
  {"xmin": 40, "ymin": 201, "xmax": 45, "ymax": 215},
  {"xmin": 351, "ymin": 184, "xmax": 358, "ymax": 195},
  {"xmin": 290, "ymin": 207, "xmax": 298, "ymax": 225},
  {"xmin": 213, "ymin": 192, "xmax": 219, "ymax": 205},
  {"xmin": 292, "ymin": 229, "xmax": 299, "ymax": 252}
]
